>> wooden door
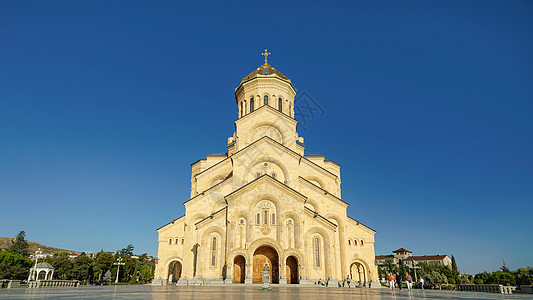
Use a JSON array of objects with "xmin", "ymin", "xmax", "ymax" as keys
[
  {"xmin": 233, "ymin": 256, "xmax": 245, "ymax": 283},
  {"xmin": 252, "ymin": 246, "xmax": 279, "ymax": 283}
]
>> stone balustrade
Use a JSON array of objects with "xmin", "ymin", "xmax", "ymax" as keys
[
  {"xmin": 27, "ymin": 280, "xmax": 80, "ymax": 288},
  {"xmin": 0, "ymin": 280, "xmax": 21, "ymax": 289},
  {"xmin": 457, "ymin": 284, "xmax": 516, "ymax": 294},
  {"xmin": 0, "ymin": 279, "xmax": 9, "ymax": 289}
]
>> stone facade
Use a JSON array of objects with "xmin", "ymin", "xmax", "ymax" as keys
[{"xmin": 153, "ymin": 59, "xmax": 379, "ymax": 286}]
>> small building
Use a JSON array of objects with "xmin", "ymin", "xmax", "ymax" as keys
[
  {"xmin": 29, "ymin": 248, "xmax": 53, "ymax": 260},
  {"xmin": 375, "ymin": 248, "xmax": 451, "ymax": 270},
  {"xmin": 28, "ymin": 262, "xmax": 54, "ymax": 281}
]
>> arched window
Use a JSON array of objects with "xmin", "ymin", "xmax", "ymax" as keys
[
  {"xmin": 240, "ymin": 102, "xmax": 243, "ymax": 117},
  {"xmin": 169, "ymin": 239, "xmax": 172, "ymax": 245},
  {"xmin": 271, "ymin": 172, "xmax": 276, "ymax": 179},
  {"xmin": 354, "ymin": 240, "xmax": 357, "ymax": 246},
  {"xmin": 361, "ymin": 240, "xmax": 364, "ymax": 246},
  {"xmin": 287, "ymin": 220, "xmax": 292, "ymax": 225},
  {"xmin": 175, "ymin": 239, "xmax": 179, "ymax": 244},
  {"xmin": 256, "ymin": 213, "xmax": 260, "ymax": 225},
  {"xmin": 348, "ymin": 240, "xmax": 351, "ymax": 245},
  {"xmin": 181, "ymin": 239, "xmax": 184, "ymax": 244},
  {"xmin": 271, "ymin": 213, "xmax": 275, "ymax": 225},
  {"xmin": 264, "ymin": 95, "xmax": 269, "ymax": 106},
  {"xmin": 250, "ymin": 97, "xmax": 254, "ymax": 112},
  {"xmin": 256, "ymin": 173, "xmax": 261, "ymax": 178},
  {"xmin": 289, "ymin": 103, "xmax": 292, "ymax": 117},
  {"xmin": 315, "ymin": 238, "xmax": 320, "ymax": 267},
  {"xmin": 264, "ymin": 211, "xmax": 268, "ymax": 224},
  {"xmin": 278, "ymin": 98, "xmax": 282, "ymax": 112},
  {"xmin": 211, "ymin": 237, "xmax": 217, "ymax": 266}
]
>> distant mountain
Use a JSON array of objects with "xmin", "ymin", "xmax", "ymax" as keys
[{"xmin": 0, "ymin": 237, "xmax": 74, "ymax": 255}]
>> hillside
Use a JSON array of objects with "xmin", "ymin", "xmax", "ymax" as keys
[{"xmin": 0, "ymin": 237, "xmax": 73, "ymax": 255}]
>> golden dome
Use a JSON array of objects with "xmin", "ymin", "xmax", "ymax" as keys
[{"xmin": 238, "ymin": 63, "xmax": 292, "ymax": 87}]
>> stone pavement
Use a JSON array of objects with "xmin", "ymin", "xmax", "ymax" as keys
[{"xmin": 1, "ymin": 285, "xmax": 531, "ymax": 299}]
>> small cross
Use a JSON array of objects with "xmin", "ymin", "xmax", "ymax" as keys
[{"xmin": 262, "ymin": 49, "xmax": 271, "ymax": 63}]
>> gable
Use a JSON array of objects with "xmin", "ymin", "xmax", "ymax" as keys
[
  {"xmin": 235, "ymin": 105, "xmax": 298, "ymax": 150},
  {"xmin": 233, "ymin": 136, "xmax": 338, "ymax": 181},
  {"xmin": 225, "ymin": 174, "xmax": 307, "ymax": 205}
]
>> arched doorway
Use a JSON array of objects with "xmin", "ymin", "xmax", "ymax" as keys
[
  {"xmin": 350, "ymin": 262, "xmax": 367, "ymax": 286},
  {"xmin": 233, "ymin": 255, "xmax": 246, "ymax": 283},
  {"xmin": 253, "ymin": 246, "xmax": 279, "ymax": 283},
  {"xmin": 168, "ymin": 261, "xmax": 182, "ymax": 283},
  {"xmin": 286, "ymin": 256, "xmax": 299, "ymax": 284},
  {"xmin": 38, "ymin": 271, "xmax": 46, "ymax": 280}
]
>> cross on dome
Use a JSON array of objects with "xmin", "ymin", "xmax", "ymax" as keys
[{"xmin": 262, "ymin": 49, "xmax": 271, "ymax": 64}]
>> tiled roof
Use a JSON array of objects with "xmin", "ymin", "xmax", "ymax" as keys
[
  {"xmin": 404, "ymin": 255, "xmax": 448, "ymax": 261},
  {"xmin": 393, "ymin": 248, "xmax": 412, "ymax": 253},
  {"xmin": 375, "ymin": 255, "xmax": 394, "ymax": 260}
]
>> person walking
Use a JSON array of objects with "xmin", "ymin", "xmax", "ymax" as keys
[
  {"xmin": 346, "ymin": 274, "xmax": 351, "ymax": 288},
  {"xmin": 388, "ymin": 273, "xmax": 395, "ymax": 290},
  {"xmin": 419, "ymin": 276, "xmax": 424, "ymax": 290},
  {"xmin": 395, "ymin": 272, "xmax": 403, "ymax": 290},
  {"xmin": 405, "ymin": 272, "xmax": 413, "ymax": 291}
]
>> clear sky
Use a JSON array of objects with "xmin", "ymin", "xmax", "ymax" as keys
[{"xmin": 1, "ymin": 1, "xmax": 531, "ymax": 275}]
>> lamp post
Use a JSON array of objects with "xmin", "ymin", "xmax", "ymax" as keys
[{"xmin": 113, "ymin": 257, "xmax": 125, "ymax": 284}]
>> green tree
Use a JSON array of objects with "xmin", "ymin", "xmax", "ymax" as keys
[
  {"xmin": 385, "ymin": 259, "xmax": 395, "ymax": 273},
  {"xmin": 0, "ymin": 251, "xmax": 33, "ymax": 280},
  {"xmin": 120, "ymin": 244, "xmax": 134, "ymax": 257},
  {"xmin": 93, "ymin": 250, "xmax": 114, "ymax": 281},
  {"xmin": 398, "ymin": 259, "xmax": 406, "ymax": 278},
  {"xmin": 9, "ymin": 231, "xmax": 29, "ymax": 258},
  {"xmin": 71, "ymin": 253, "xmax": 93, "ymax": 283},
  {"xmin": 439, "ymin": 264, "xmax": 455, "ymax": 284},
  {"xmin": 138, "ymin": 258, "xmax": 155, "ymax": 283},
  {"xmin": 377, "ymin": 265, "xmax": 385, "ymax": 280},
  {"xmin": 427, "ymin": 270, "xmax": 448, "ymax": 286},
  {"xmin": 487, "ymin": 271, "xmax": 515, "ymax": 285},
  {"xmin": 451, "ymin": 255, "xmax": 459, "ymax": 282},
  {"xmin": 46, "ymin": 252, "xmax": 73, "ymax": 279},
  {"xmin": 474, "ymin": 272, "xmax": 489, "ymax": 284},
  {"xmin": 514, "ymin": 267, "xmax": 533, "ymax": 286},
  {"xmin": 121, "ymin": 256, "xmax": 137, "ymax": 282}
]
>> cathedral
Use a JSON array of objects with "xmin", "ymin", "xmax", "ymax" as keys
[{"xmin": 153, "ymin": 51, "xmax": 379, "ymax": 287}]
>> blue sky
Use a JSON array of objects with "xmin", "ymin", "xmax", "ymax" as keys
[{"xmin": 1, "ymin": 1, "xmax": 531, "ymax": 275}]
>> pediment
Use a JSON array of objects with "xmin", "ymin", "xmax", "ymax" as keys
[
  {"xmin": 235, "ymin": 105, "xmax": 297, "ymax": 148},
  {"xmin": 234, "ymin": 137, "xmax": 338, "ymax": 181},
  {"xmin": 225, "ymin": 174, "xmax": 307, "ymax": 204}
]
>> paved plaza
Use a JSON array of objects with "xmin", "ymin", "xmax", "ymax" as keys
[{"xmin": 1, "ymin": 285, "xmax": 531, "ymax": 300}]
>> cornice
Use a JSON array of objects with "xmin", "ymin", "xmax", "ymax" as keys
[
  {"xmin": 183, "ymin": 172, "xmax": 233, "ymax": 205},
  {"xmin": 348, "ymin": 216, "xmax": 377, "ymax": 234},
  {"xmin": 298, "ymin": 176, "xmax": 348, "ymax": 208},
  {"xmin": 194, "ymin": 206, "xmax": 227, "ymax": 228},
  {"xmin": 156, "ymin": 215, "xmax": 185, "ymax": 231},
  {"xmin": 304, "ymin": 206, "xmax": 337, "ymax": 230}
]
